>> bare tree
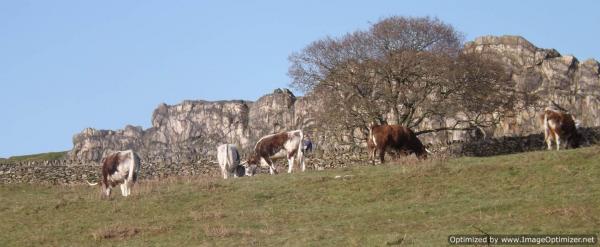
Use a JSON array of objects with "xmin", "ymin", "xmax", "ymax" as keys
[{"xmin": 289, "ymin": 16, "xmax": 520, "ymax": 146}]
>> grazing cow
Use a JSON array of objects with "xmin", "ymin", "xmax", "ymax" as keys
[
  {"xmin": 246, "ymin": 130, "xmax": 306, "ymax": 175},
  {"xmin": 216, "ymin": 144, "xmax": 245, "ymax": 179},
  {"xmin": 87, "ymin": 150, "xmax": 141, "ymax": 197},
  {"xmin": 368, "ymin": 124, "xmax": 427, "ymax": 164},
  {"xmin": 542, "ymin": 107, "xmax": 581, "ymax": 150}
]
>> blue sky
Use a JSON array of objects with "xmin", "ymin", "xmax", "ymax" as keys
[{"xmin": 1, "ymin": 0, "xmax": 599, "ymax": 157}]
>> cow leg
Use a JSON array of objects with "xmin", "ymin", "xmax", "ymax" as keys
[
  {"xmin": 264, "ymin": 158, "xmax": 276, "ymax": 175},
  {"xmin": 300, "ymin": 153, "xmax": 306, "ymax": 172},
  {"xmin": 378, "ymin": 148, "xmax": 385, "ymax": 164},
  {"xmin": 221, "ymin": 166, "xmax": 228, "ymax": 179},
  {"xmin": 103, "ymin": 186, "xmax": 111, "ymax": 198},
  {"xmin": 545, "ymin": 129, "xmax": 556, "ymax": 150},
  {"xmin": 287, "ymin": 156, "xmax": 295, "ymax": 173},
  {"xmin": 544, "ymin": 126, "xmax": 551, "ymax": 150},
  {"xmin": 126, "ymin": 180, "xmax": 134, "ymax": 196},
  {"xmin": 120, "ymin": 184, "xmax": 127, "ymax": 197},
  {"xmin": 555, "ymin": 133, "xmax": 561, "ymax": 151},
  {"xmin": 369, "ymin": 148, "xmax": 377, "ymax": 165},
  {"xmin": 546, "ymin": 136, "xmax": 553, "ymax": 150}
]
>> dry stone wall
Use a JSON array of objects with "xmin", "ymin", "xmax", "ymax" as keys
[
  {"xmin": 3, "ymin": 127, "xmax": 600, "ymax": 184},
  {"xmin": 0, "ymin": 159, "xmax": 220, "ymax": 185}
]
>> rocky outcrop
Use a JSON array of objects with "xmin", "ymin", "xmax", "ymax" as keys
[
  {"xmin": 144, "ymin": 100, "xmax": 251, "ymax": 161},
  {"xmin": 70, "ymin": 125, "xmax": 145, "ymax": 161},
  {"xmin": 464, "ymin": 35, "xmax": 600, "ymax": 136},
  {"xmin": 69, "ymin": 89, "xmax": 314, "ymax": 162},
  {"xmin": 69, "ymin": 36, "xmax": 599, "ymax": 162}
]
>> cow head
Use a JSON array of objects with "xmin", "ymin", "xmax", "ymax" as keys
[
  {"xmin": 240, "ymin": 157, "xmax": 258, "ymax": 176},
  {"xmin": 101, "ymin": 183, "xmax": 112, "ymax": 198},
  {"xmin": 234, "ymin": 165, "xmax": 246, "ymax": 177},
  {"xmin": 571, "ymin": 117, "xmax": 582, "ymax": 148},
  {"xmin": 568, "ymin": 132, "xmax": 582, "ymax": 149},
  {"xmin": 87, "ymin": 180, "xmax": 111, "ymax": 198},
  {"xmin": 414, "ymin": 148, "xmax": 428, "ymax": 160}
]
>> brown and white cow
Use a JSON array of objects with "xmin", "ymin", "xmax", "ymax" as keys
[
  {"xmin": 87, "ymin": 150, "xmax": 141, "ymax": 197},
  {"xmin": 246, "ymin": 130, "xmax": 306, "ymax": 175},
  {"xmin": 542, "ymin": 107, "xmax": 581, "ymax": 150},
  {"xmin": 368, "ymin": 124, "xmax": 427, "ymax": 164}
]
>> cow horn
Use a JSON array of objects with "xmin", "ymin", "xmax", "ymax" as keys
[
  {"xmin": 425, "ymin": 148, "xmax": 432, "ymax": 154},
  {"xmin": 86, "ymin": 180, "xmax": 98, "ymax": 186}
]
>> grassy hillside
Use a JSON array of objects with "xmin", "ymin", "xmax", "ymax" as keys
[
  {"xmin": 2, "ymin": 147, "xmax": 600, "ymax": 246},
  {"xmin": 5, "ymin": 151, "xmax": 67, "ymax": 162}
]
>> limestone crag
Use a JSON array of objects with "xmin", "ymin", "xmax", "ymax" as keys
[
  {"xmin": 464, "ymin": 35, "xmax": 600, "ymax": 136},
  {"xmin": 71, "ymin": 125, "xmax": 144, "ymax": 161},
  {"xmin": 145, "ymin": 100, "xmax": 251, "ymax": 161},
  {"xmin": 69, "ymin": 36, "xmax": 600, "ymax": 162},
  {"xmin": 69, "ymin": 89, "xmax": 314, "ymax": 162}
]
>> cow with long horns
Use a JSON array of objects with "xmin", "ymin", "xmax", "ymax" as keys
[{"xmin": 87, "ymin": 150, "xmax": 141, "ymax": 197}]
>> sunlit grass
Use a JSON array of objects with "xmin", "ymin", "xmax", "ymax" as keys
[{"xmin": 1, "ymin": 146, "xmax": 600, "ymax": 246}]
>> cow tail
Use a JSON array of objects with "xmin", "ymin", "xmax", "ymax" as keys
[
  {"xmin": 228, "ymin": 144, "xmax": 240, "ymax": 174},
  {"xmin": 297, "ymin": 131, "xmax": 305, "ymax": 165},
  {"xmin": 226, "ymin": 144, "xmax": 230, "ymax": 166},
  {"xmin": 127, "ymin": 151, "xmax": 139, "ymax": 182},
  {"xmin": 543, "ymin": 111, "xmax": 550, "ymax": 141}
]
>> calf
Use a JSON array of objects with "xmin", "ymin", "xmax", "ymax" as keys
[
  {"xmin": 216, "ymin": 144, "xmax": 245, "ymax": 179},
  {"xmin": 542, "ymin": 107, "xmax": 581, "ymax": 150},
  {"xmin": 368, "ymin": 124, "xmax": 427, "ymax": 164},
  {"xmin": 246, "ymin": 130, "xmax": 306, "ymax": 175},
  {"xmin": 87, "ymin": 150, "xmax": 141, "ymax": 197}
]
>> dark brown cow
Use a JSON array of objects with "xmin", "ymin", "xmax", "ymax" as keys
[
  {"xmin": 87, "ymin": 150, "xmax": 141, "ymax": 197},
  {"xmin": 368, "ymin": 124, "xmax": 427, "ymax": 164},
  {"xmin": 246, "ymin": 130, "xmax": 305, "ymax": 175},
  {"xmin": 542, "ymin": 108, "xmax": 581, "ymax": 150}
]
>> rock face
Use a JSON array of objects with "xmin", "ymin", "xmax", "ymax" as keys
[
  {"xmin": 69, "ymin": 89, "xmax": 314, "ymax": 162},
  {"xmin": 464, "ymin": 35, "xmax": 600, "ymax": 136},
  {"xmin": 69, "ymin": 36, "xmax": 600, "ymax": 161},
  {"xmin": 71, "ymin": 125, "xmax": 144, "ymax": 161}
]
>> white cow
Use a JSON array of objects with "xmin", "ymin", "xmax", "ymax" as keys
[
  {"xmin": 87, "ymin": 150, "xmax": 141, "ymax": 197},
  {"xmin": 216, "ymin": 144, "xmax": 245, "ymax": 179}
]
